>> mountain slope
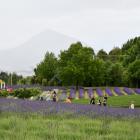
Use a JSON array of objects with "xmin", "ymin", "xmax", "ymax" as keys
[{"xmin": 0, "ymin": 30, "xmax": 78, "ymax": 76}]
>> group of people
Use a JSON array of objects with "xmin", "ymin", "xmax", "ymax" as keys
[
  {"xmin": 39, "ymin": 90, "xmax": 135, "ymax": 109},
  {"xmin": 90, "ymin": 95, "xmax": 108, "ymax": 106},
  {"xmin": 52, "ymin": 91, "xmax": 72, "ymax": 103},
  {"xmin": 90, "ymin": 95, "xmax": 135, "ymax": 109}
]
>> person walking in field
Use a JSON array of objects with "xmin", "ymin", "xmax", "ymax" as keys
[
  {"xmin": 103, "ymin": 95, "xmax": 108, "ymax": 106},
  {"xmin": 52, "ymin": 90, "xmax": 57, "ymax": 102}
]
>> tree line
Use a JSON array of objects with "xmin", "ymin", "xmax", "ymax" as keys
[
  {"xmin": 1, "ymin": 37, "xmax": 140, "ymax": 88},
  {"xmin": 33, "ymin": 37, "xmax": 140, "ymax": 88}
]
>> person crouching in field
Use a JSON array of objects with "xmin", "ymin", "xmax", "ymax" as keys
[
  {"xmin": 90, "ymin": 96, "xmax": 95, "ymax": 104},
  {"xmin": 129, "ymin": 101, "xmax": 134, "ymax": 109},
  {"xmin": 103, "ymin": 98, "xmax": 107, "ymax": 106},
  {"xmin": 65, "ymin": 97, "xmax": 72, "ymax": 103},
  {"xmin": 97, "ymin": 99, "xmax": 102, "ymax": 106}
]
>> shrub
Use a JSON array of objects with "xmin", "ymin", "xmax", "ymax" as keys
[
  {"xmin": 0, "ymin": 90, "xmax": 9, "ymax": 97},
  {"xmin": 13, "ymin": 88, "xmax": 41, "ymax": 99}
]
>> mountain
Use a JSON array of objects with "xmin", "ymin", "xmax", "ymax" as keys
[{"xmin": 0, "ymin": 30, "xmax": 78, "ymax": 76}]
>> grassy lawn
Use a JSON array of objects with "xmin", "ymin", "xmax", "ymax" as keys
[
  {"xmin": 0, "ymin": 113, "xmax": 140, "ymax": 140},
  {"xmin": 72, "ymin": 95, "xmax": 140, "ymax": 107}
]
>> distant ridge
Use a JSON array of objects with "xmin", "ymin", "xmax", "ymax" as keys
[{"xmin": 0, "ymin": 30, "xmax": 78, "ymax": 76}]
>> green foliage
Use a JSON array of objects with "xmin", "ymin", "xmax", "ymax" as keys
[
  {"xmin": 128, "ymin": 60, "xmax": 140, "ymax": 87},
  {"xmin": 97, "ymin": 49, "xmax": 108, "ymax": 61},
  {"xmin": 34, "ymin": 52, "xmax": 58, "ymax": 84},
  {"xmin": 108, "ymin": 63, "xmax": 124, "ymax": 86},
  {"xmin": 90, "ymin": 59, "xmax": 106, "ymax": 86},
  {"xmin": 122, "ymin": 37, "xmax": 140, "ymax": 66},
  {"xmin": 0, "ymin": 72, "xmax": 23, "ymax": 85},
  {"xmin": 0, "ymin": 113, "xmax": 140, "ymax": 140},
  {"xmin": 109, "ymin": 47, "xmax": 121, "ymax": 62},
  {"xmin": 0, "ymin": 72, "xmax": 9, "ymax": 84},
  {"xmin": 42, "ymin": 78, "xmax": 48, "ymax": 86},
  {"xmin": 13, "ymin": 88, "xmax": 41, "ymax": 98},
  {"xmin": 58, "ymin": 42, "xmax": 94, "ymax": 87},
  {"xmin": 0, "ymin": 90, "xmax": 9, "ymax": 97},
  {"xmin": 32, "ymin": 37, "xmax": 140, "ymax": 87}
]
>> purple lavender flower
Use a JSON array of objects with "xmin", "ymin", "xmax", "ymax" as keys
[
  {"xmin": 96, "ymin": 88, "xmax": 103, "ymax": 96},
  {"xmin": 59, "ymin": 89, "xmax": 67, "ymax": 101},
  {"xmin": 79, "ymin": 88, "xmax": 84, "ymax": 98},
  {"xmin": 69, "ymin": 87, "xmax": 76, "ymax": 99},
  {"xmin": 123, "ymin": 87, "xmax": 133, "ymax": 95},
  {"xmin": 105, "ymin": 88, "xmax": 113, "ymax": 96},
  {"xmin": 135, "ymin": 89, "xmax": 140, "ymax": 94},
  {"xmin": 87, "ymin": 88, "xmax": 93, "ymax": 98},
  {"xmin": 1, "ymin": 98, "xmax": 140, "ymax": 118},
  {"xmin": 114, "ymin": 87, "xmax": 122, "ymax": 96}
]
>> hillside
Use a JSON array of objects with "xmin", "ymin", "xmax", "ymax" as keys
[{"xmin": 0, "ymin": 30, "xmax": 78, "ymax": 76}]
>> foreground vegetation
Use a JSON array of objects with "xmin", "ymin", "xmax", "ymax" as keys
[{"xmin": 0, "ymin": 113, "xmax": 140, "ymax": 140}]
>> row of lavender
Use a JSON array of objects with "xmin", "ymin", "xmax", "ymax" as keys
[
  {"xmin": 0, "ymin": 98, "xmax": 140, "ymax": 118},
  {"xmin": 7, "ymin": 85, "xmax": 140, "ymax": 98},
  {"xmin": 68, "ymin": 87, "xmax": 140, "ymax": 99}
]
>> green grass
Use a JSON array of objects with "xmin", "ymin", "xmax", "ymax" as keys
[
  {"xmin": 0, "ymin": 113, "xmax": 140, "ymax": 140},
  {"xmin": 72, "ymin": 95, "xmax": 140, "ymax": 107}
]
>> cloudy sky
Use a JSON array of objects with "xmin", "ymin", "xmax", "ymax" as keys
[{"xmin": 0, "ymin": 0, "xmax": 140, "ymax": 52}]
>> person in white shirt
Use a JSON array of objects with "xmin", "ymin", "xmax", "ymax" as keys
[{"xmin": 129, "ymin": 101, "xmax": 134, "ymax": 109}]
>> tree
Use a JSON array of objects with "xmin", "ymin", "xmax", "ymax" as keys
[
  {"xmin": 107, "ymin": 63, "xmax": 124, "ymax": 86},
  {"xmin": 128, "ymin": 60, "xmax": 140, "ymax": 87},
  {"xmin": 34, "ymin": 52, "xmax": 58, "ymax": 85},
  {"xmin": 10, "ymin": 73, "xmax": 23, "ymax": 85},
  {"xmin": 109, "ymin": 47, "xmax": 121, "ymax": 62},
  {"xmin": 0, "ymin": 71, "xmax": 9, "ymax": 84},
  {"xmin": 0, "ymin": 71, "xmax": 22, "ymax": 85},
  {"xmin": 97, "ymin": 49, "xmax": 108, "ymax": 61},
  {"xmin": 122, "ymin": 37, "xmax": 140, "ymax": 66},
  {"xmin": 90, "ymin": 59, "xmax": 106, "ymax": 86},
  {"xmin": 58, "ymin": 42, "xmax": 95, "ymax": 87}
]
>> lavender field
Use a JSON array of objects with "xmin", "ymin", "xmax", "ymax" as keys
[
  {"xmin": 0, "ymin": 98, "xmax": 140, "ymax": 140},
  {"xmin": 0, "ymin": 87, "xmax": 140, "ymax": 139},
  {"xmin": 0, "ymin": 98, "xmax": 140, "ymax": 118}
]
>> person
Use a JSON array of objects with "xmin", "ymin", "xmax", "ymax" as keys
[
  {"xmin": 90, "ymin": 96, "xmax": 95, "ymax": 104},
  {"xmin": 103, "ymin": 95, "xmax": 108, "ymax": 106},
  {"xmin": 104, "ymin": 94, "xmax": 108, "ymax": 101},
  {"xmin": 40, "ymin": 96, "xmax": 43, "ymax": 101},
  {"xmin": 52, "ymin": 90, "xmax": 57, "ymax": 102},
  {"xmin": 65, "ymin": 97, "xmax": 72, "ymax": 103},
  {"xmin": 129, "ymin": 101, "xmax": 134, "ymax": 109},
  {"xmin": 46, "ymin": 93, "xmax": 51, "ymax": 101},
  {"xmin": 97, "ymin": 99, "xmax": 102, "ymax": 106},
  {"xmin": 103, "ymin": 98, "xmax": 107, "ymax": 106}
]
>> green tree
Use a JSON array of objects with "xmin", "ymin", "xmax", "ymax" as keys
[
  {"xmin": 90, "ymin": 59, "xmax": 106, "ymax": 86},
  {"xmin": 58, "ymin": 42, "xmax": 95, "ymax": 87},
  {"xmin": 109, "ymin": 47, "xmax": 121, "ymax": 62},
  {"xmin": 97, "ymin": 49, "xmax": 108, "ymax": 61},
  {"xmin": 34, "ymin": 52, "xmax": 58, "ymax": 84},
  {"xmin": 108, "ymin": 63, "xmax": 124, "ymax": 86},
  {"xmin": 128, "ymin": 60, "xmax": 140, "ymax": 87},
  {"xmin": 122, "ymin": 37, "xmax": 140, "ymax": 66}
]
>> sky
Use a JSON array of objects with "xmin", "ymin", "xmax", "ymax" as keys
[{"xmin": 0, "ymin": 0, "xmax": 140, "ymax": 52}]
